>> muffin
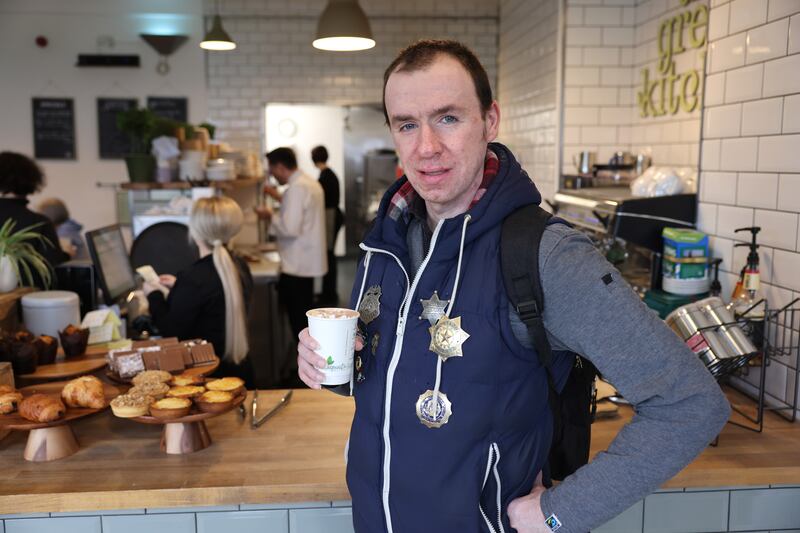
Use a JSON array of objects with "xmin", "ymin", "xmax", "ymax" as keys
[
  {"xmin": 35, "ymin": 335, "xmax": 58, "ymax": 365},
  {"xmin": 59, "ymin": 325, "xmax": 89, "ymax": 358},
  {"xmin": 128, "ymin": 381, "xmax": 170, "ymax": 400},
  {"xmin": 131, "ymin": 370, "xmax": 173, "ymax": 386},
  {"xmin": 204, "ymin": 377, "xmax": 245, "ymax": 396},
  {"xmin": 166, "ymin": 385, "xmax": 205, "ymax": 400},
  {"xmin": 9, "ymin": 339, "xmax": 38, "ymax": 375},
  {"xmin": 110, "ymin": 393, "xmax": 153, "ymax": 418},
  {"xmin": 149, "ymin": 397, "xmax": 191, "ymax": 420},
  {"xmin": 195, "ymin": 390, "xmax": 234, "ymax": 413}
]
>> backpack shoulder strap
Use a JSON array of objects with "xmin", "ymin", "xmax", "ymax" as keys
[{"xmin": 501, "ymin": 204, "xmax": 554, "ymax": 374}]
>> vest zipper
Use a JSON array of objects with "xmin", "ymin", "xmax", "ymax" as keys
[{"xmin": 358, "ymin": 219, "xmax": 445, "ymax": 533}]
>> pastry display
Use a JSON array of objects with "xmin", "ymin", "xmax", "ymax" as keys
[
  {"xmin": 170, "ymin": 373, "xmax": 205, "ymax": 387},
  {"xmin": 149, "ymin": 397, "xmax": 192, "ymax": 419},
  {"xmin": 131, "ymin": 370, "xmax": 173, "ymax": 386},
  {"xmin": 205, "ymin": 377, "xmax": 244, "ymax": 395},
  {"xmin": 35, "ymin": 335, "xmax": 58, "ymax": 365},
  {"xmin": 18, "ymin": 394, "xmax": 66, "ymax": 423},
  {"xmin": 0, "ymin": 386, "xmax": 23, "ymax": 414},
  {"xmin": 166, "ymin": 385, "xmax": 205, "ymax": 399},
  {"xmin": 106, "ymin": 339, "xmax": 218, "ymax": 381},
  {"xmin": 61, "ymin": 375, "xmax": 106, "ymax": 409},
  {"xmin": 195, "ymin": 390, "xmax": 234, "ymax": 413},
  {"xmin": 110, "ymin": 393, "xmax": 153, "ymax": 418},
  {"xmin": 129, "ymin": 381, "xmax": 170, "ymax": 400},
  {"xmin": 58, "ymin": 325, "xmax": 89, "ymax": 358}
]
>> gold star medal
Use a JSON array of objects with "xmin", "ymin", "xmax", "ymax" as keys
[
  {"xmin": 358, "ymin": 286, "xmax": 381, "ymax": 325},
  {"xmin": 416, "ymin": 390, "xmax": 452, "ymax": 428},
  {"xmin": 419, "ymin": 291, "xmax": 449, "ymax": 325},
  {"xmin": 428, "ymin": 316, "xmax": 469, "ymax": 361}
]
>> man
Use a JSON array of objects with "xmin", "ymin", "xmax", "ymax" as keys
[
  {"xmin": 257, "ymin": 147, "xmax": 326, "ymax": 339},
  {"xmin": 311, "ymin": 145, "xmax": 344, "ymax": 306},
  {"xmin": 297, "ymin": 41, "xmax": 730, "ymax": 533}
]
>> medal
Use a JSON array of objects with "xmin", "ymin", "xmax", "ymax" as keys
[
  {"xmin": 371, "ymin": 332, "xmax": 380, "ymax": 356},
  {"xmin": 355, "ymin": 355, "xmax": 363, "ymax": 372},
  {"xmin": 428, "ymin": 316, "xmax": 469, "ymax": 361},
  {"xmin": 358, "ymin": 286, "xmax": 381, "ymax": 325},
  {"xmin": 419, "ymin": 291, "xmax": 449, "ymax": 325},
  {"xmin": 416, "ymin": 390, "xmax": 452, "ymax": 428}
]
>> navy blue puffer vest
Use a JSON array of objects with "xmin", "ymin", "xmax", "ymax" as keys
[{"xmin": 346, "ymin": 143, "xmax": 573, "ymax": 533}]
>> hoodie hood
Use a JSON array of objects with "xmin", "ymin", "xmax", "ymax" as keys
[{"xmin": 363, "ymin": 142, "xmax": 542, "ymax": 262}]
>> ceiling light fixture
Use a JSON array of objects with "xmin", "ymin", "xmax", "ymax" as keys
[
  {"xmin": 140, "ymin": 34, "xmax": 188, "ymax": 74},
  {"xmin": 200, "ymin": 2, "xmax": 236, "ymax": 52},
  {"xmin": 313, "ymin": 0, "xmax": 375, "ymax": 52}
]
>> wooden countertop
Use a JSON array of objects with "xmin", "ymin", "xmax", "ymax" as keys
[{"xmin": 0, "ymin": 387, "xmax": 798, "ymax": 514}]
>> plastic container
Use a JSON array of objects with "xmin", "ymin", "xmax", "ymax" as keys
[
  {"xmin": 662, "ymin": 274, "xmax": 711, "ymax": 295},
  {"xmin": 21, "ymin": 291, "xmax": 81, "ymax": 340}
]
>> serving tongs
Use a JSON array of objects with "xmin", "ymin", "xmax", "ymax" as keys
[{"xmin": 250, "ymin": 389, "xmax": 293, "ymax": 429}]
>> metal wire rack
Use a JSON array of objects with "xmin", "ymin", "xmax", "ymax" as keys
[{"xmin": 723, "ymin": 298, "xmax": 800, "ymax": 433}]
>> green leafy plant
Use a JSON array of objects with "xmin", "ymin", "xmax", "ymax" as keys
[
  {"xmin": 116, "ymin": 107, "xmax": 158, "ymax": 154},
  {"xmin": 199, "ymin": 122, "xmax": 217, "ymax": 140},
  {"xmin": 0, "ymin": 220, "xmax": 53, "ymax": 288}
]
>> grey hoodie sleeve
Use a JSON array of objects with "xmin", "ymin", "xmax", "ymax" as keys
[{"xmin": 535, "ymin": 225, "xmax": 731, "ymax": 533}]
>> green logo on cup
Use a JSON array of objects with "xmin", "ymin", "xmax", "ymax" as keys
[{"xmin": 327, "ymin": 356, "xmax": 334, "ymax": 365}]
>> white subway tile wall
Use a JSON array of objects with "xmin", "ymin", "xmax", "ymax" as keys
[
  {"xmin": 701, "ymin": 0, "xmax": 800, "ymax": 409},
  {"xmin": 499, "ymin": 0, "xmax": 560, "ymax": 202},
  {"xmin": 203, "ymin": 0, "xmax": 499, "ymax": 149}
]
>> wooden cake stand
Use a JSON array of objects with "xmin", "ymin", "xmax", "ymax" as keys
[
  {"xmin": 105, "ymin": 356, "xmax": 220, "ymax": 384},
  {"xmin": 0, "ymin": 381, "xmax": 122, "ymax": 462},
  {"xmin": 129, "ymin": 391, "xmax": 246, "ymax": 455},
  {"xmin": 17, "ymin": 345, "xmax": 109, "ymax": 383}
]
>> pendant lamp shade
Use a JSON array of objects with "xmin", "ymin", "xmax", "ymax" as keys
[
  {"xmin": 313, "ymin": 0, "xmax": 375, "ymax": 51},
  {"xmin": 200, "ymin": 14, "xmax": 236, "ymax": 51}
]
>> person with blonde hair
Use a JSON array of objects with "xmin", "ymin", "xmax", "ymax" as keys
[{"xmin": 144, "ymin": 196, "xmax": 253, "ymax": 384}]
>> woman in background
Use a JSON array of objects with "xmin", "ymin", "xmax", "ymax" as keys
[
  {"xmin": 0, "ymin": 152, "xmax": 69, "ymax": 287},
  {"xmin": 143, "ymin": 196, "xmax": 254, "ymax": 386}
]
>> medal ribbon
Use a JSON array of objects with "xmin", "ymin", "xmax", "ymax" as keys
[{"xmin": 430, "ymin": 214, "xmax": 471, "ymax": 418}]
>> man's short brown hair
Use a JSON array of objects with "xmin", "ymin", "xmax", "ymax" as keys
[{"xmin": 382, "ymin": 40, "xmax": 493, "ymax": 124}]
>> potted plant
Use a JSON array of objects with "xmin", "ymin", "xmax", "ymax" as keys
[
  {"xmin": 0, "ymin": 220, "xmax": 53, "ymax": 292},
  {"xmin": 117, "ymin": 107, "xmax": 158, "ymax": 183}
]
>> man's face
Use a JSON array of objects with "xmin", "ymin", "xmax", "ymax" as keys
[
  {"xmin": 269, "ymin": 163, "xmax": 290, "ymax": 185},
  {"xmin": 384, "ymin": 54, "xmax": 499, "ymax": 218}
]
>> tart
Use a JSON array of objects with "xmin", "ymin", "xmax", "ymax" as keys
[
  {"xmin": 129, "ymin": 381, "xmax": 170, "ymax": 400},
  {"xmin": 131, "ymin": 370, "xmax": 173, "ymax": 386},
  {"xmin": 204, "ymin": 377, "xmax": 245, "ymax": 396},
  {"xmin": 166, "ymin": 385, "xmax": 205, "ymax": 400},
  {"xmin": 170, "ymin": 373, "xmax": 205, "ymax": 387},
  {"xmin": 196, "ymin": 390, "xmax": 234, "ymax": 413},
  {"xmin": 110, "ymin": 393, "xmax": 153, "ymax": 418},
  {"xmin": 149, "ymin": 397, "xmax": 191, "ymax": 420}
]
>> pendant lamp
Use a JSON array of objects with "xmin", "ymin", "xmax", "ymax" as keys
[
  {"xmin": 313, "ymin": 0, "xmax": 375, "ymax": 52},
  {"xmin": 200, "ymin": 12, "xmax": 236, "ymax": 51}
]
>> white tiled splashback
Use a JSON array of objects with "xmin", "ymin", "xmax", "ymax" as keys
[
  {"xmin": 701, "ymin": 0, "xmax": 800, "ymax": 411},
  {"xmin": 562, "ymin": 0, "xmax": 704, "ymax": 176}
]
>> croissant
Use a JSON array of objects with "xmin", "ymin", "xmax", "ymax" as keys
[
  {"xmin": 0, "ymin": 389, "xmax": 23, "ymax": 414},
  {"xmin": 19, "ymin": 394, "xmax": 65, "ymax": 423},
  {"xmin": 61, "ymin": 375, "xmax": 106, "ymax": 409}
]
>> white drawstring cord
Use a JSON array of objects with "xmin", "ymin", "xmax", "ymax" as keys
[{"xmin": 430, "ymin": 214, "xmax": 471, "ymax": 416}]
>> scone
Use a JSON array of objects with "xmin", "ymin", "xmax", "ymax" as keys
[
  {"xmin": 131, "ymin": 370, "xmax": 173, "ymax": 386},
  {"xmin": 0, "ymin": 388, "xmax": 23, "ymax": 414},
  {"xmin": 61, "ymin": 375, "xmax": 107, "ymax": 409},
  {"xmin": 149, "ymin": 397, "xmax": 192, "ymax": 420},
  {"xmin": 166, "ymin": 385, "xmax": 205, "ymax": 400},
  {"xmin": 18, "ymin": 394, "xmax": 66, "ymax": 423},
  {"xmin": 110, "ymin": 393, "xmax": 153, "ymax": 418},
  {"xmin": 128, "ymin": 381, "xmax": 170, "ymax": 400},
  {"xmin": 170, "ymin": 373, "xmax": 205, "ymax": 387},
  {"xmin": 196, "ymin": 390, "xmax": 234, "ymax": 413},
  {"xmin": 205, "ymin": 377, "xmax": 245, "ymax": 395}
]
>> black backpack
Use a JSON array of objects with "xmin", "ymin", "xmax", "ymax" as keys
[{"xmin": 500, "ymin": 204, "xmax": 598, "ymax": 484}]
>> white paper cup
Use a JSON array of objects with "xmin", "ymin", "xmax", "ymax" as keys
[{"xmin": 306, "ymin": 307, "xmax": 359, "ymax": 386}]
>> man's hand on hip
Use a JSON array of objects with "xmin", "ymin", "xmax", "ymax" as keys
[{"xmin": 507, "ymin": 472, "xmax": 550, "ymax": 533}]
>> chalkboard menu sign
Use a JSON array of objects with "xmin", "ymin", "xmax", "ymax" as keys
[
  {"xmin": 32, "ymin": 98, "xmax": 76, "ymax": 160},
  {"xmin": 97, "ymin": 98, "xmax": 137, "ymax": 159},
  {"xmin": 147, "ymin": 96, "xmax": 188, "ymax": 123}
]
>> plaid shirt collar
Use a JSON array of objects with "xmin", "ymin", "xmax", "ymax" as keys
[{"xmin": 389, "ymin": 148, "xmax": 500, "ymax": 222}]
